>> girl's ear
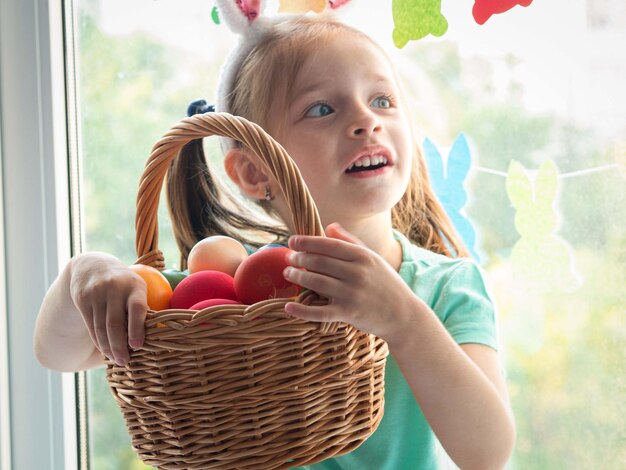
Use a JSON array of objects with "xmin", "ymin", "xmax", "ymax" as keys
[{"xmin": 224, "ymin": 147, "xmax": 271, "ymax": 199}]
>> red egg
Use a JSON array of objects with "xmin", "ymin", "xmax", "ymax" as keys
[
  {"xmin": 190, "ymin": 298, "xmax": 241, "ymax": 310},
  {"xmin": 170, "ymin": 270, "xmax": 237, "ymax": 309},
  {"xmin": 234, "ymin": 247, "xmax": 299, "ymax": 305}
]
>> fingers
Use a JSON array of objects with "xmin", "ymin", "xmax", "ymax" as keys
[
  {"xmin": 284, "ymin": 301, "xmax": 336, "ymax": 323},
  {"xmin": 92, "ymin": 302, "xmax": 112, "ymax": 362},
  {"xmin": 289, "ymin": 234, "xmax": 361, "ymax": 261},
  {"xmin": 91, "ymin": 301, "xmax": 127, "ymax": 366},
  {"xmin": 289, "ymin": 223, "xmax": 368, "ymax": 259},
  {"xmin": 89, "ymin": 293, "xmax": 146, "ymax": 366},
  {"xmin": 285, "ymin": 224, "xmax": 373, "ymax": 306},
  {"xmin": 106, "ymin": 299, "xmax": 130, "ymax": 366},
  {"xmin": 101, "ymin": 286, "xmax": 147, "ymax": 365},
  {"xmin": 69, "ymin": 255, "xmax": 150, "ymax": 366},
  {"xmin": 288, "ymin": 251, "xmax": 354, "ymax": 281},
  {"xmin": 80, "ymin": 304, "xmax": 98, "ymax": 350},
  {"xmin": 284, "ymin": 266, "xmax": 345, "ymax": 300},
  {"xmin": 325, "ymin": 222, "xmax": 367, "ymax": 246},
  {"xmin": 127, "ymin": 291, "xmax": 147, "ymax": 350}
]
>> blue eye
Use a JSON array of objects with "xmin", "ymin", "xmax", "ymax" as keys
[
  {"xmin": 372, "ymin": 96, "xmax": 392, "ymax": 109},
  {"xmin": 305, "ymin": 103, "xmax": 334, "ymax": 117}
]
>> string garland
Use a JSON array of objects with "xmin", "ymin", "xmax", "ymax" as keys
[
  {"xmin": 473, "ymin": 163, "xmax": 620, "ymax": 179},
  {"xmin": 423, "ymin": 134, "xmax": 625, "ymax": 292},
  {"xmin": 215, "ymin": 1, "xmax": 539, "ymax": 47}
]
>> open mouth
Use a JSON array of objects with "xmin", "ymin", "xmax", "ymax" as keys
[{"xmin": 345, "ymin": 155, "xmax": 389, "ymax": 174}]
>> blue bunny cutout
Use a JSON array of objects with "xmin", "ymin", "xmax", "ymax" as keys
[{"xmin": 423, "ymin": 134, "xmax": 480, "ymax": 260}]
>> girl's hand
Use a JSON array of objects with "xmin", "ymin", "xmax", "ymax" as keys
[
  {"xmin": 69, "ymin": 253, "xmax": 148, "ymax": 366},
  {"xmin": 283, "ymin": 223, "xmax": 416, "ymax": 340}
]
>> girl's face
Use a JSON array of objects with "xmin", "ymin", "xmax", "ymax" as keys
[{"xmin": 269, "ymin": 35, "xmax": 413, "ymax": 228}]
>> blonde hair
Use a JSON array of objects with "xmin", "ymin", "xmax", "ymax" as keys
[{"xmin": 167, "ymin": 15, "xmax": 468, "ymax": 268}]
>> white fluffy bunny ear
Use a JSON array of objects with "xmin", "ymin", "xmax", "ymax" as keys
[
  {"xmin": 215, "ymin": 0, "xmax": 268, "ymax": 33},
  {"xmin": 214, "ymin": 0, "xmax": 277, "ymax": 152}
]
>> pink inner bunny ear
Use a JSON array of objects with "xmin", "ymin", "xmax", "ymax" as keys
[
  {"xmin": 328, "ymin": 0, "xmax": 352, "ymax": 10},
  {"xmin": 215, "ymin": 0, "xmax": 266, "ymax": 34},
  {"xmin": 237, "ymin": 0, "xmax": 262, "ymax": 21}
]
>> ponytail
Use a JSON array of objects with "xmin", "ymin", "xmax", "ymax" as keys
[{"xmin": 166, "ymin": 138, "xmax": 289, "ymax": 269}]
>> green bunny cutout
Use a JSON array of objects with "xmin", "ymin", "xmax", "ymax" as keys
[
  {"xmin": 392, "ymin": 0, "xmax": 448, "ymax": 48},
  {"xmin": 506, "ymin": 160, "xmax": 581, "ymax": 292}
]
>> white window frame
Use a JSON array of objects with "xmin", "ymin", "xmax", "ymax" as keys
[{"xmin": 0, "ymin": 0, "xmax": 78, "ymax": 469}]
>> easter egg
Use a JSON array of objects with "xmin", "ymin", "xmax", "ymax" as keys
[
  {"xmin": 128, "ymin": 264, "xmax": 173, "ymax": 311},
  {"xmin": 187, "ymin": 235, "xmax": 248, "ymax": 276},
  {"xmin": 234, "ymin": 247, "xmax": 299, "ymax": 305},
  {"xmin": 161, "ymin": 269, "xmax": 188, "ymax": 290},
  {"xmin": 258, "ymin": 243, "xmax": 285, "ymax": 251},
  {"xmin": 190, "ymin": 298, "xmax": 241, "ymax": 310},
  {"xmin": 170, "ymin": 270, "xmax": 238, "ymax": 309}
]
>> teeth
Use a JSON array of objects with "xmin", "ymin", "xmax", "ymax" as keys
[{"xmin": 348, "ymin": 154, "xmax": 388, "ymax": 171}]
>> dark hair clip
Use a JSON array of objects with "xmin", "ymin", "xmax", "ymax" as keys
[{"xmin": 187, "ymin": 99, "xmax": 216, "ymax": 117}]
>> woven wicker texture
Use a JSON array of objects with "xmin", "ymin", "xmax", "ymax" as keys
[{"xmin": 105, "ymin": 113, "xmax": 389, "ymax": 470}]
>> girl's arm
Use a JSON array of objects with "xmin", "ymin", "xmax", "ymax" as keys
[
  {"xmin": 34, "ymin": 252, "xmax": 148, "ymax": 372},
  {"xmin": 385, "ymin": 302, "xmax": 515, "ymax": 470},
  {"xmin": 283, "ymin": 225, "xmax": 515, "ymax": 470}
]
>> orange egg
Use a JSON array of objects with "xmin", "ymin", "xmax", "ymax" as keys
[
  {"xmin": 128, "ymin": 264, "xmax": 173, "ymax": 311},
  {"xmin": 187, "ymin": 236, "xmax": 249, "ymax": 276}
]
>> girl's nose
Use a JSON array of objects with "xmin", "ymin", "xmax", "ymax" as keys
[{"xmin": 348, "ymin": 107, "xmax": 382, "ymax": 138}]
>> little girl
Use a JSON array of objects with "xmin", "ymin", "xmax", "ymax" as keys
[{"xmin": 34, "ymin": 10, "xmax": 515, "ymax": 470}]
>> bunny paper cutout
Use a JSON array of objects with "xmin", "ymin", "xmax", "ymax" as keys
[
  {"xmin": 506, "ymin": 160, "xmax": 582, "ymax": 292},
  {"xmin": 278, "ymin": 0, "xmax": 351, "ymax": 13},
  {"xmin": 423, "ymin": 134, "xmax": 480, "ymax": 260},
  {"xmin": 392, "ymin": 0, "xmax": 448, "ymax": 48},
  {"xmin": 279, "ymin": 0, "xmax": 327, "ymax": 13},
  {"xmin": 472, "ymin": 0, "xmax": 534, "ymax": 25}
]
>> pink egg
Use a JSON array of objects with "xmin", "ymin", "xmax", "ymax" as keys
[
  {"xmin": 190, "ymin": 298, "xmax": 241, "ymax": 327},
  {"xmin": 187, "ymin": 236, "xmax": 248, "ymax": 276},
  {"xmin": 190, "ymin": 298, "xmax": 241, "ymax": 310},
  {"xmin": 170, "ymin": 270, "xmax": 238, "ymax": 309}
]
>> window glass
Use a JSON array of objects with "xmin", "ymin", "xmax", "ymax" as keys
[{"xmin": 70, "ymin": 1, "xmax": 625, "ymax": 468}]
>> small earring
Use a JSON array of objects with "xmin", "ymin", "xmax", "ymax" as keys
[{"xmin": 264, "ymin": 185, "xmax": 275, "ymax": 201}]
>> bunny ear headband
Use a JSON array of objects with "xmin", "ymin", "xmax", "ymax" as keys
[
  {"xmin": 213, "ymin": 0, "xmax": 273, "ymax": 125},
  {"xmin": 190, "ymin": 0, "xmax": 351, "ymax": 151}
]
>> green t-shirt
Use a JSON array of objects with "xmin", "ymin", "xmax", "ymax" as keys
[{"xmin": 294, "ymin": 230, "xmax": 498, "ymax": 470}]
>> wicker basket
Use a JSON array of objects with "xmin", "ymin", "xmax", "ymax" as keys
[{"xmin": 105, "ymin": 113, "xmax": 389, "ymax": 470}]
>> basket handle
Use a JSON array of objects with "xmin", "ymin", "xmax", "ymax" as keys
[{"xmin": 134, "ymin": 113, "xmax": 324, "ymax": 267}]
